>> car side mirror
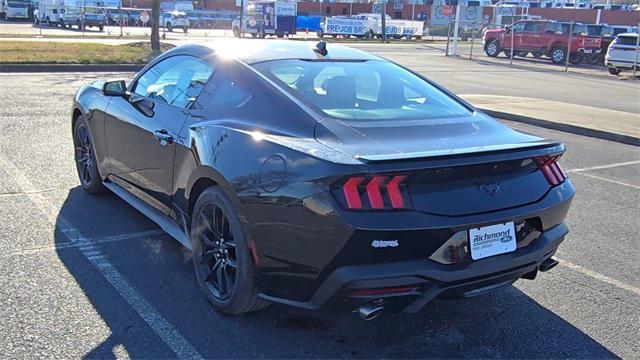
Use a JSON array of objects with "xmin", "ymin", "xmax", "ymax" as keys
[{"xmin": 103, "ymin": 80, "xmax": 127, "ymax": 97}]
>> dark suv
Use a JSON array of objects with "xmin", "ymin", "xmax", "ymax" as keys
[{"xmin": 483, "ymin": 20, "xmax": 602, "ymax": 64}]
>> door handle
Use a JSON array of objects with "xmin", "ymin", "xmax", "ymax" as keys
[{"xmin": 154, "ymin": 129, "xmax": 174, "ymax": 145}]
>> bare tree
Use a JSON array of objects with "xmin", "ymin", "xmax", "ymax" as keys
[{"xmin": 150, "ymin": 0, "xmax": 160, "ymax": 54}]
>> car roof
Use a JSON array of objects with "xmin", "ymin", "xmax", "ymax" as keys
[{"xmin": 171, "ymin": 40, "xmax": 382, "ymax": 64}]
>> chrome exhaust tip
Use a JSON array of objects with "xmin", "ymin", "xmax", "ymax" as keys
[
  {"xmin": 539, "ymin": 257, "xmax": 559, "ymax": 272},
  {"xmin": 357, "ymin": 302, "xmax": 384, "ymax": 321}
]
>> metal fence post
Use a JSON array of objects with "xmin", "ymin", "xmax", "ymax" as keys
[
  {"xmin": 565, "ymin": 22, "xmax": 573, "ymax": 72},
  {"xmin": 509, "ymin": 20, "xmax": 515, "ymax": 65},
  {"xmin": 445, "ymin": 15, "xmax": 452, "ymax": 56},
  {"xmin": 633, "ymin": 21, "xmax": 640, "ymax": 79},
  {"xmin": 469, "ymin": 22, "xmax": 482, "ymax": 60}
]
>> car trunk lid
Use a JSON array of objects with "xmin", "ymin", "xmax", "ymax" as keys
[{"xmin": 318, "ymin": 113, "xmax": 565, "ymax": 216}]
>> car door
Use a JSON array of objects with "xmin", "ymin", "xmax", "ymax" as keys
[
  {"xmin": 104, "ymin": 55, "xmax": 214, "ymax": 216},
  {"xmin": 523, "ymin": 21, "xmax": 543, "ymax": 50},
  {"xmin": 511, "ymin": 21, "xmax": 526, "ymax": 50}
]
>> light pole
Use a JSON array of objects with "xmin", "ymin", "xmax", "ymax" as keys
[
  {"xmin": 450, "ymin": 0, "xmax": 461, "ymax": 56},
  {"xmin": 238, "ymin": 0, "xmax": 244, "ymax": 38}
]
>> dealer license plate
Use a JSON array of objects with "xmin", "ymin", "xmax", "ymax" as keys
[{"xmin": 469, "ymin": 222, "xmax": 517, "ymax": 260}]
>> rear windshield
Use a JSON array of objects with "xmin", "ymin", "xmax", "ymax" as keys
[
  {"xmin": 614, "ymin": 35, "xmax": 639, "ymax": 46},
  {"xmin": 253, "ymin": 60, "xmax": 472, "ymax": 121}
]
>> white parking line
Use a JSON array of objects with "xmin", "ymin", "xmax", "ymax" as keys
[
  {"xmin": 0, "ymin": 155, "xmax": 203, "ymax": 360},
  {"xmin": 1, "ymin": 229, "xmax": 165, "ymax": 258},
  {"xmin": 566, "ymin": 160, "xmax": 640, "ymax": 174},
  {"xmin": 571, "ymin": 172, "xmax": 640, "ymax": 190},
  {"xmin": 556, "ymin": 257, "xmax": 640, "ymax": 297}
]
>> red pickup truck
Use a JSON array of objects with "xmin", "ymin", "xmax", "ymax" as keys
[{"xmin": 483, "ymin": 20, "xmax": 602, "ymax": 64}]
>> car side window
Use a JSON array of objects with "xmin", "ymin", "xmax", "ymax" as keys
[
  {"xmin": 133, "ymin": 55, "xmax": 214, "ymax": 109},
  {"xmin": 195, "ymin": 70, "xmax": 252, "ymax": 111},
  {"xmin": 512, "ymin": 22, "xmax": 526, "ymax": 33},
  {"xmin": 524, "ymin": 22, "xmax": 541, "ymax": 33},
  {"xmin": 546, "ymin": 22, "xmax": 560, "ymax": 33}
]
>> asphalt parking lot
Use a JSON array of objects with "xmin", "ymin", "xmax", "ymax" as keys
[{"xmin": 0, "ymin": 71, "xmax": 638, "ymax": 358}]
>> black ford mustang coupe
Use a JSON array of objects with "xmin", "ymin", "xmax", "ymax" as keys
[{"xmin": 72, "ymin": 40, "xmax": 574, "ymax": 319}]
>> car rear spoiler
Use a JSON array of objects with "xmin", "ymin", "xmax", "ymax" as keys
[{"xmin": 354, "ymin": 141, "xmax": 565, "ymax": 167}]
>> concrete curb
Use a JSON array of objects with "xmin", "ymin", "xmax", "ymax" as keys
[
  {"xmin": 482, "ymin": 109, "xmax": 640, "ymax": 147},
  {"xmin": 0, "ymin": 63, "xmax": 144, "ymax": 73}
]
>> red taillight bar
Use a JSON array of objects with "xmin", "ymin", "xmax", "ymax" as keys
[
  {"xmin": 350, "ymin": 286, "xmax": 418, "ymax": 297},
  {"xmin": 537, "ymin": 156, "xmax": 566, "ymax": 186},
  {"xmin": 343, "ymin": 177, "xmax": 364, "ymax": 209},
  {"xmin": 387, "ymin": 175, "xmax": 408, "ymax": 209},
  {"xmin": 339, "ymin": 175, "xmax": 410, "ymax": 210},
  {"xmin": 365, "ymin": 176, "xmax": 387, "ymax": 209}
]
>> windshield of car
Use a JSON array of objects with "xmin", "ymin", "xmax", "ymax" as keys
[{"xmin": 253, "ymin": 60, "xmax": 472, "ymax": 121}]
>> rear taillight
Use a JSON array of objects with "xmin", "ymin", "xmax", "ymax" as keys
[
  {"xmin": 337, "ymin": 175, "xmax": 411, "ymax": 211},
  {"xmin": 536, "ymin": 156, "xmax": 566, "ymax": 186}
]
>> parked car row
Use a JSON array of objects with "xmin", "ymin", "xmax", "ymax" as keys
[
  {"xmin": 482, "ymin": 19, "xmax": 640, "ymax": 75},
  {"xmin": 483, "ymin": 20, "xmax": 603, "ymax": 64}
]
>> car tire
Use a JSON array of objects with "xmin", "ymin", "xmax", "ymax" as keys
[
  {"xmin": 550, "ymin": 46, "xmax": 567, "ymax": 64},
  {"xmin": 585, "ymin": 53, "xmax": 601, "ymax": 65},
  {"xmin": 73, "ymin": 115, "xmax": 106, "ymax": 195},
  {"xmin": 608, "ymin": 67, "xmax": 621, "ymax": 75},
  {"xmin": 568, "ymin": 52, "xmax": 582, "ymax": 65},
  {"xmin": 190, "ymin": 186, "xmax": 269, "ymax": 315},
  {"xmin": 484, "ymin": 40, "xmax": 500, "ymax": 57}
]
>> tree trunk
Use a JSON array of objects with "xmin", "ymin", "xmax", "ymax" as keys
[{"xmin": 150, "ymin": 0, "xmax": 160, "ymax": 54}]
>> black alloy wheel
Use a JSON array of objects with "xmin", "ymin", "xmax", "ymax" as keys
[
  {"xmin": 191, "ymin": 187, "xmax": 268, "ymax": 314},
  {"xmin": 75, "ymin": 124, "xmax": 93, "ymax": 186},
  {"xmin": 73, "ymin": 116, "xmax": 105, "ymax": 194},
  {"xmin": 194, "ymin": 202, "xmax": 238, "ymax": 301}
]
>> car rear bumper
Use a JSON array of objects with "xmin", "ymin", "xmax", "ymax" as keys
[
  {"xmin": 605, "ymin": 58, "xmax": 638, "ymax": 69},
  {"xmin": 259, "ymin": 222, "xmax": 567, "ymax": 313}
]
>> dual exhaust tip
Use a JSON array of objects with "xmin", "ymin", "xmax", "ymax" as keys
[
  {"xmin": 356, "ymin": 301, "xmax": 384, "ymax": 321},
  {"xmin": 539, "ymin": 257, "xmax": 559, "ymax": 272}
]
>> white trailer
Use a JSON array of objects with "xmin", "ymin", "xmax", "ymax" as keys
[
  {"xmin": 39, "ymin": 0, "xmax": 106, "ymax": 30},
  {"xmin": 318, "ymin": 14, "xmax": 424, "ymax": 40},
  {"xmin": 39, "ymin": 0, "xmax": 80, "ymax": 27}
]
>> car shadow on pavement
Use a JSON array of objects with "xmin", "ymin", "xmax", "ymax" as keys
[{"xmin": 55, "ymin": 187, "xmax": 617, "ymax": 359}]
